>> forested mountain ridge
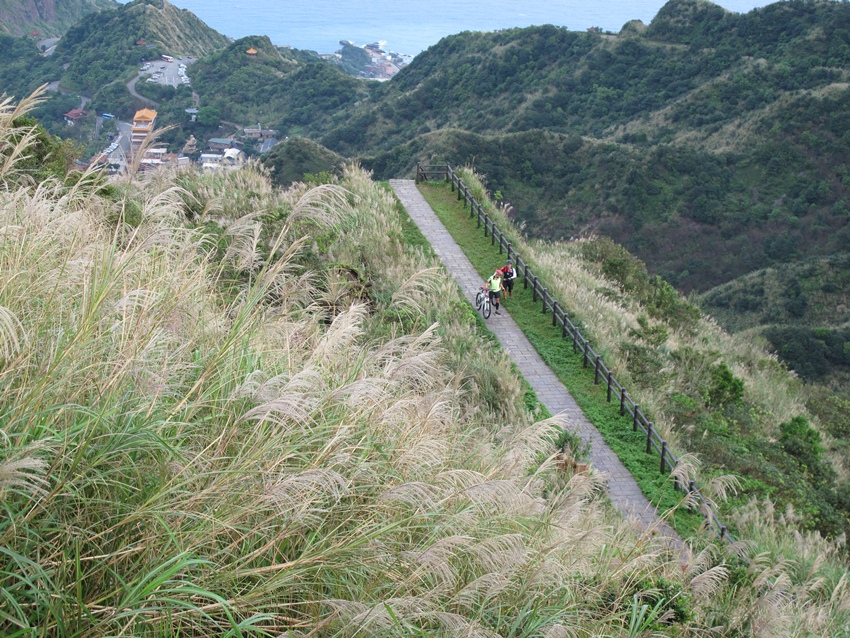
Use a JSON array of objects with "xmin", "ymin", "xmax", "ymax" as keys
[
  {"xmin": 189, "ymin": 35, "xmax": 368, "ymax": 131},
  {"xmin": 0, "ymin": 0, "xmax": 115, "ymax": 37},
  {"xmin": 55, "ymin": 0, "xmax": 230, "ymax": 93},
  {"xmin": 256, "ymin": 0, "xmax": 850, "ymax": 297}
]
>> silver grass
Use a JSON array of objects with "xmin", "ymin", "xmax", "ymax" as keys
[
  {"xmin": 401, "ymin": 535, "xmax": 475, "ymax": 592},
  {"xmin": 0, "ymin": 305, "xmax": 26, "ymax": 359},
  {"xmin": 669, "ymin": 453, "xmax": 701, "ymax": 489},
  {"xmin": 469, "ymin": 534, "xmax": 529, "ymax": 573},
  {"xmin": 125, "ymin": 125, "xmax": 175, "ymax": 179},
  {"xmin": 457, "ymin": 572, "xmax": 512, "ymax": 611},
  {"xmin": 241, "ymin": 392, "xmax": 319, "ymax": 429},
  {"xmin": 0, "ymin": 455, "xmax": 49, "ymax": 497},
  {"xmin": 311, "ymin": 303, "xmax": 369, "ymax": 364},
  {"xmin": 542, "ymin": 625, "xmax": 581, "ymax": 638},
  {"xmin": 284, "ymin": 183, "xmax": 352, "ymax": 230},
  {"xmin": 462, "ymin": 479, "xmax": 543, "ymax": 516},
  {"xmin": 395, "ymin": 438, "xmax": 450, "ymax": 478},
  {"xmin": 327, "ymin": 377, "xmax": 392, "ymax": 410},
  {"xmin": 263, "ymin": 468, "xmax": 348, "ymax": 523},
  {"xmin": 0, "ymin": 88, "xmax": 47, "ymax": 183},
  {"xmin": 390, "ymin": 266, "xmax": 442, "ymax": 314},
  {"xmin": 379, "ymin": 481, "xmax": 445, "ymax": 511},
  {"xmin": 497, "ymin": 415, "xmax": 567, "ymax": 476},
  {"xmin": 689, "ymin": 564, "xmax": 730, "ymax": 600},
  {"xmin": 436, "ymin": 469, "xmax": 490, "ymax": 491},
  {"xmin": 222, "ymin": 211, "xmax": 266, "ymax": 274}
]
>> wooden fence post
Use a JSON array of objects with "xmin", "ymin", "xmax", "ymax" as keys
[
  {"xmin": 594, "ymin": 356, "xmax": 601, "ymax": 384},
  {"xmin": 552, "ymin": 301, "xmax": 559, "ymax": 327},
  {"xmin": 660, "ymin": 441, "xmax": 668, "ymax": 473},
  {"xmin": 541, "ymin": 288, "xmax": 548, "ymax": 313},
  {"xmin": 606, "ymin": 372, "xmax": 613, "ymax": 402},
  {"xmin": 532, "ymin": 276, "xmax": 539, "ymax": 302},
  {"xmin": 646, "ymin": 422, "xmax": 654, "ymax": 454},
  {"xmin": 633, "ymin": 405, "xmax": 640, "ymax": 431}
]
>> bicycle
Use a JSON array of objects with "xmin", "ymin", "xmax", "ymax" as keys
[{"xmin": 475, "ymin": 286, "xmax": 491, "ymax": 319}]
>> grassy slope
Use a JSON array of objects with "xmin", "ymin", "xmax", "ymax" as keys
[
  {"xmin": 417, "ymin": 170, "xmax": 850, "ymax": 541},
  {"xmin": 418, "ymin": 182, "xmax": 707, "ymax": 537},
  {"xmin": 2, "ymin": 96, "xmax": 850, "ymax": 638}
]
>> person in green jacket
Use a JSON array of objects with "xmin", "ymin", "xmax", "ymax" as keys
[{"xmin": 486, "ymin": 270, "xmax": 503, "ymax": 315}]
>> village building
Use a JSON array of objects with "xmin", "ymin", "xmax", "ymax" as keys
[
  {"xmin": 243, "ymin": 125, "xmax": 278, "ymax": 140},
  {"xmin": 131, "ymin": 108, "xmax": 158, "ymax": 154},
  {"xmin": 200, "ymin": 153, "xmax": 224, "ymax": 170},
  {"xmin": 63, "ymin": 109, "xmax": 88, "ymax": 126},
  {"xmin": 246, "ymin": 48, "xmax": 258, "ymax": 57},
  {"xmin": 222, "ymin": 148, "xmax": 246, "ymax": 167},
  {"xmin": 208, "ymin": 137, "xmax": 235, "ymax": 151}
]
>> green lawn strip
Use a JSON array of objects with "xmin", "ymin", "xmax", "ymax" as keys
[
  {"xmin": 385, "ymin": 182, "xmax": 551, "ymax": 423},
  {"xmin": 419, "ymin": 182, "xmax": 705, "ymax": 537}
]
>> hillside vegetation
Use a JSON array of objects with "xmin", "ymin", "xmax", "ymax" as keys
[
  {"xmin": 4, "ymin": 89, "xmax": 850, "ymax": 638},
  {"xmin": 253, "ymin": 0, "xmax": 850, "ymax": 296},
  {"xmin": 55, "ymin": 0, "xmax": 229, "ymax": 93},
  {"xmin": 424, "ymin": 167, "xmax": 850, "ymax": 537},
  {"xmin": 190, "ymin": 36, "xmax": 369, "ymax": 133},
  {"xmin": 0, "ymin": 0, "xmax": 115, "ymax": 37}
]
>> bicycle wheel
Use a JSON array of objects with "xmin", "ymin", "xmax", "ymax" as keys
[
  {"xmin": 482, "ymin": 297, "xmax": 491, "ymax": 319},
  {"xmin": 475, "ymin": 290, "xmax": 484, "ymax": 309}
]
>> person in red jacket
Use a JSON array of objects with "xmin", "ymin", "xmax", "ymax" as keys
[{"xmin": 499, "ymin": 260, "xmax": 516, "ymax": 299}]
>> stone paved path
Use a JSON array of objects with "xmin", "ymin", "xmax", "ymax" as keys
[{"xmin": 391, "ymin": 179, "xmax": 681, "ymax": 547}]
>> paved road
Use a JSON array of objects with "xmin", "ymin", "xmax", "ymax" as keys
[
  {"xmin": 37, "ymin": 37, "xmax": 60, "ymax": 56},
  {"xmin": 391, "ymin": 179, "xmax": 682, "ymax": 549}
]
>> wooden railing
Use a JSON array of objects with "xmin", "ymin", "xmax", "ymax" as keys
[{"xmin": 416, "ymin": 162, "xmax": 732, "ymax": 542}]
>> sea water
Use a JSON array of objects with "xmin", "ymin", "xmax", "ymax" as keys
[{"xmin": 120, "ymin": 0, "xmax": 774, "ymax": 56}]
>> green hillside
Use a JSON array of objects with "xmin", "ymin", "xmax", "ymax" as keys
[
  {"xmin": 0, "ymin": 0, "xmax": 116, "ymax": 37},
  {"xmin": 4, "ymin": 89, "xmax": 850, "ymax": 638},
  {"xmin": 252, "ymin": 0, "xmax": 850, "ymax": 297},
  {"xmin": 55, "ymin": 0, "xmax": 229, "ymax": 93},
  {"xmin": 190, "ymin": 36, "xmax": 368, "ymax": 132},
  {"xmin": 0, "ymin": 34, "xmax": 59, "ymax": 99},
  {"xmin": 261, "ymin": 135, "xmax": 346, "ymax": 187},
  {"xmin": 698, "ymin": 255, "xmax": 850, "ymax": 383}
]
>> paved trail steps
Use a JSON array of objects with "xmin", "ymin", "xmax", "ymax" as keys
[{"xmin": 391, "ymin": 179, "xmax": 681, "ymax": 546}]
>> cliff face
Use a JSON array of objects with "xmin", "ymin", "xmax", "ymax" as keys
[{"xmin": 0, "ymin": 0, "xmax": 117, "ymax": 38}]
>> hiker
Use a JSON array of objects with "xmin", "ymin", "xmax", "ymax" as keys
[
  {"xmin": 486, "ymin": 270, "xmax": 503, "ymax": 315},
  {"xmin": 499, "ymin": 260, "xmax": 516, "ymax": 298}
]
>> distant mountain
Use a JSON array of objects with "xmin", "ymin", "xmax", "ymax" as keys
[
  {"xmin": 190, "ymin": 36, "xmax": 367, "ymax": 132},
  {"xmin": 56, "ymin": 0, "xmax": 230, "ymax": 93},
  {"xmin": 272, "ymin": 0, "xmax": 849, "ymax": 296},
  {"xmin": 0, "ymin": 0, "xmax": 116, "ymax": 38}
]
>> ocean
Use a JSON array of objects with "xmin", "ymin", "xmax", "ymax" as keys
[{"xmin": 122, "ymin": 0, "xmax": 775, "ymax": 56}]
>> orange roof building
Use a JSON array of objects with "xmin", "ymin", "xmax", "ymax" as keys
[
  {"xmin": 131, "ymin": 108, "xmax": 158, "ymax": 153},
  {"xmin": 246, "ymin": 48, "xmax": 258, "ymax": 56}
]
